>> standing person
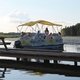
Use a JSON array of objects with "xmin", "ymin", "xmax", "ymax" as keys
[
  {"xmin": 44, "ymin": 28, "xmax": 49, "ymax": 44},
  {"xmin": 45, "ymin": 28, "xmax": 49, "ymax": 36}
]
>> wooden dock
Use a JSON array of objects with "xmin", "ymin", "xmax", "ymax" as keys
[
  {"xmin": 0, "ymin": 37, "xmax": 80, "ymax": 66},
  {"xmin": 0, "ymin": 48, "xmax": 80, "ymax": 66},
  {"xmin": 0, "ymin": 59, "xmax": 80, "ymax": 77}
]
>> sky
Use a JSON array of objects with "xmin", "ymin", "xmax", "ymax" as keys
[{"xmin": 0, "ymin": 0, "xmax": 80, "ymax": 32}]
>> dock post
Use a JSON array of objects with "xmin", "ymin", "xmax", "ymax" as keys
[
  {"xmin": 74, "ymin": 61, "xmax": 77, "ymax": 66},
  {"xmin": 16, "ymin": 58, "xmax": 20, "ymax": 61},
  {"xmin": 21, "ymin": 58, "xmax": 30, "ymax": 62},
  {"xmin": 54, "ymin": 60, "xmax": 58, "ymax": 64},
  {"xmin": 44, "ymin": 59, "xmax": 49, "ymax": 64},
  {"xmin": 1, "ymin": 37, "xmax": 8, "ymax": 50}
]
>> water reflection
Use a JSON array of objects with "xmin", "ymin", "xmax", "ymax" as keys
[
  {"xmin": 0, "ymin": 68, "xmax": 6, "ymax": 78},
  {"xmin": 0, "ymin": 60, "xmax": 80, "ymax": 78},
  {"xmin": 64, "ymin": 44, "xmax": 80, "ymax": 53}
]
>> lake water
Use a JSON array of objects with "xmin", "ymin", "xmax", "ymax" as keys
[{"xmin": 0, "ymin": 38, "xmax": 80, "ymax": 80}]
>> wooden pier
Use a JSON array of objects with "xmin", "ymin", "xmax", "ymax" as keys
[
  {"xmin": 0, "ymin": 59, "xmax": 80, "ymax": 77},
  {"xmin": 0, "ymin": 37, "xmax": 80, "ymax": 66},
  {"xmin": 0, "ymin": 48, "xmax": 80, "ymax": 66}
]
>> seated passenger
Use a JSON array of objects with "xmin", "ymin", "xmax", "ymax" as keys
[
  {"xmin": 49, "ymin": 33, "xmax": 53, "ymax": 39},
  {"xmin": 21, "ymin": 32, "xmax": 26, "ymax": 37},
  {"xmin": 34, "ymin": 30, "xmax": 42, "ymax": 41}
]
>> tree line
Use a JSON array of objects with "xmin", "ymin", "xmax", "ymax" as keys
[
  {"xmin": 0, "ymin": 32, "xmax": 20, "ymax": 38},
  {"xmin": 61, "ymin": 23, "xmax": 80, "ymax": 36}
]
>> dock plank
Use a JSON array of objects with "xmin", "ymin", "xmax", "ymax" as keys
[{"xmin": 0, "ymin": 49, "xmax": 80, "ymax": 62}]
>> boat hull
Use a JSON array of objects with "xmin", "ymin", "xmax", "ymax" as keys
[{"xmin": 14, "ymin": 40, "xmax": 63, "ymax": 51}]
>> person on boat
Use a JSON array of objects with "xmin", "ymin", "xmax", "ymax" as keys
[
  {"xmin": 53, "ymin": 32, "xmax": 63, "ymax": 44},
  {"xmin": 48, "ymin": 33, "xmax": 55, "ymax": 44},
  {"xmin": 44, "ymin": 28, "xmax": 49, "ymax": 39},
  {"xmin": 58, "ymin": 32, "xmax": 61, "ymax": 36},
  {"xmin": 21, "ymin": 32, "xmax": 26, "ymax": 37},
  {"xmin": 33, "ymin": 30, "xmax": 42, "ymax": 42},
  {"xmin": 44, "ymin": 28, "xmax": 49, "ymax": 44},
  {"xmin": 44, "ymin": 28, "xmax": 49, "ymax": 36},
  {"xmin": 49, "ymin": 33, "xmax": 53, "ymax": 40},
  {"xmin": 36, "ymin": 30, "xmax": 40, "ymax": 37}
]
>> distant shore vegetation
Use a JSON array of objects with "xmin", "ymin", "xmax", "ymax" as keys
[
  {"xmin": 0, "ymin": 32, "xmax": 20, "ymax": 38},
  {"xmin": 61, "ymin": 23, "xmax": 80, "ymax": 36}
]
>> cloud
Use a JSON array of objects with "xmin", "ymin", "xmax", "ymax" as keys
[
  {"xmin": 9, "ymin": 11, "xmax": 30, "ymax": 23},
  {"xmin": 0, "ymin": 11, "xmax": 30, "ymax": 32},
  {"xmin": 0, "ymin": 16, "xmax": 17, "ymax": 32}
]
